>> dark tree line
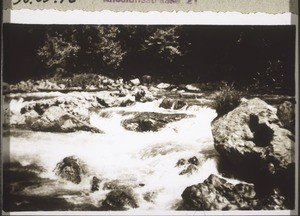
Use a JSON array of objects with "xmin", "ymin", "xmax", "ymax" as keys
[{"xmin": 3, "ymin": 24, "xmax": 295, "ymax": 94}]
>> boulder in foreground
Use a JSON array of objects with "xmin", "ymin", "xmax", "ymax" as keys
[
  {"xmin": 211, "ymin": 98, "xmax": 295, "ymax": 204},
  {"xmin": 180, "ymin": 174, "xmax": 285, "ymax": 210},
  {"xmin": 101, "ymin": 188, "xmax": 139, "ymax": 210}
]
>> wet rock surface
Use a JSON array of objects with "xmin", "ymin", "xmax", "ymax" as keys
[
  {"xmin": 54, "ymin": 156, "xmax": 88, "ymax": 184},
  {"xmin": 91, "ymin": 176, "xmax": 101, "ymax": 192},
  {"xmin": 176, "ymin": 156, "xmax": 201, "ymax": 176},
  {"xmin": 211, "ymin": 98, "xmax": 295, "ymax": 208},
  {"xmin": 180, "ymin": 174, "xmax": 286, "ymax": 210},
  {"xmin": 100, "ymin": 188, "xmax": 139, "ymax": 210},
  {"xmin": 159, "ymin": 98, "xmax": 187, "ymax": 110},
  {"xmin": 122, "ymin": 112, "xmax": 191, "ymax": 132},
  {"xmin": 31, "ymin": 106, "xmax": 102, "ymax": 133}
]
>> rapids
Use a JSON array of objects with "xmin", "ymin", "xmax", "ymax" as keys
[{"xmin": 3, "ymin": 98, "xmax": 238, "ymax": 211}]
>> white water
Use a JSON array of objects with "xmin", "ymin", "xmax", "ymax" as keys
[{"xmin": 6, "ymin": 99, "xmax": 223, "ymax": 210}]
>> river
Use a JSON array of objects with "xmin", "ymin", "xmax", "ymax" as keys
[{"xmin": 3, "ymin": 96, "xmax": 245, "ymax": 211}]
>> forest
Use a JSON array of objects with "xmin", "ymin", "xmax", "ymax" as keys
[{"xmin": 3, "ymin": 24, "xmax": 296, "ymax": 95}]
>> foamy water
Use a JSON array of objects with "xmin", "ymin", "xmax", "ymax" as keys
[{"xmin": 6, "ymin": 99, "xmax": 223, "ymax": 210}]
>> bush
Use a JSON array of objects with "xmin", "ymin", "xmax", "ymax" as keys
[{"xmin": 213, "ymin": 82, "xmax": 242, "ymax": 116}]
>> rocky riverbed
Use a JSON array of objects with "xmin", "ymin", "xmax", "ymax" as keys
[{"xmin": 2, "ymin": 76, "xmax": 296, "ymax": 212}]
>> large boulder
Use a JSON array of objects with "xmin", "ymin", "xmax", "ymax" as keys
[
  {"xmin": 54, "ymin": 156, "xmax": 88, "ymax": 184},
  {"xmin": 31, "ymin": 106, "xmax": 102, "ymax": 133},
  {"xmin": 180, "ymin": 174, "xmax": 286, "ymax": 210},
  {"xmin": 211, "ymin": 98, "xmax": 295, "ymax": 202}
]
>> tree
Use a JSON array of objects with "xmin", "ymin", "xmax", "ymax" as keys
[{"xmin": 37, "ymin": 26, "xmax": 126, "ymax": 76}]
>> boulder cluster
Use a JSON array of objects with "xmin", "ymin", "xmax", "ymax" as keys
[
  {"xmin": 180, "ymin": 98, "xmax": 295, "ymax": 210},
  {"xmin": 3, "ymin": 76, "xmax": 210, "ymax": 133}
]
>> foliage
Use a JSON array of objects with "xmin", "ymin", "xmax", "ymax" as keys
[
  {"xmin": 6, "ymin": 25, "xmax": 292, "ymax": 95},
  {"xmin": 213, "ymin": 82, "xmax": 242, "ymax": 116},
  {"xmin": 37, "ymin": 26, "xmax": 126, "ymax": 76},
  {"xmin": 37, "ymin": 30, "xmax": 79, "ymax": 75},
  {"xmin": 142, "ymin": 26, "xmax": 184, "ymax": 63},
  {"xmin": 251, "ymin": 60, "xmax": 291, "ymax": 92}
]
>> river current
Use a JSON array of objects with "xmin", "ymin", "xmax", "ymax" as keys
[{"xmin": 3, "ymin": 98, "xmax": 241, "ymax": 211}]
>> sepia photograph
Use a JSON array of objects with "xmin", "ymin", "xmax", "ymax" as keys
[{"xmin": 2, "ymin": 23, "xmax": 296, "ymax": 213}]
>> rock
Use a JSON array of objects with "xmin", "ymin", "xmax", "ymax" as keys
[
  {"xmin": 120, "ymin": 96, "xmax": 135, "ymax": 107},
  {"xmin": 185, "ymin": 84, "xmax": 201, "ymax": 92},
  {"xmin": 131, "ymin": 86, "xmax": 154, "ymax": 102},
  {"xmin": 188, "ymin": 156, "xmax": 199, "ymax": 166},
  {"xmin": 173, "ymin": 100, "xmax": 187, "ymax": 110},
  {"xmin": 177, "ymin": 156, "xmax": 200, "ymax": 176},
  {"xmin": 143, "ymin": 191, "xmax": 158, "ymax": 203},
  {"xmin": 91, "ymin": 176, "xmax": 101, "ymax": 192},
  {"xmin": 24, "ymin": 110, "xmax": 40, "ymax": 126},
  {"xmin": 211, "ymin": 98, "xmax": 295, "ymax": 200},
  {"xmin": 31, "ymin": 106, "xmax": 102, "ymax": 133},
  {"xmin": 157, "ymin": 83, "xmax": 170, "ymax": 89},
  {"xmin": 180, "ymin": 174, "xmax": 286, "ymax": 210},
  {"xmin": 103, "ymin": 181, "xmax": 122, "ymax": 191},
  {"xmin": 2, "ymin": 82, "xmax": 10, "ymax": 92},
  {"xmin": 159, "ymin": 98, "xmax": 187, "ymax": 110},
  {"xmin": 129, "ymin": 78, "xmax": 140, "ymax": 86},
  {"xmin": 101, "ymin": 188, "xmax": 139, "ymax": 210},
  {"xmin": 159, "ymin": 98, "xmax": 173, "ymax": 109},
  {"xmin": 277, "ymin": 101, "xmax": 295, "ymax": 133},
  {"xmin": 179, "ymin": 164, "xmax": 198, "ymax": 176},
  {"xmin": 141, "ymin": 75, "xmax": 152, "ymax": 84},
  {"xmin": 58, "ymin": 84, "xmax": 66, "ymax": 89},
  {"xmin": 96, "ymin": 97, "xmax": 111, "ymax": 107},
  {"xmin": 21, "ymin": 98, "xmax": 63, "ymax": 116},
  {"xmin": 122, "ymin": 112, "xmax": 190, "ymax": 132},
  {"xmin": 176, "ymin": 159, "xmax": 186, "ymax": 167},
  {"xmin": 134, "ymin": 89, "xmax": 145, "ymax": 102},
  {"xmin": 54, "ymin": 156, "xmax": 88, "ymax": 184}
]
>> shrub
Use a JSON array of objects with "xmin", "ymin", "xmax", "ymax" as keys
[{"xmin": 213, "ymin": 82, "xmax": 242, "ymax": 116}]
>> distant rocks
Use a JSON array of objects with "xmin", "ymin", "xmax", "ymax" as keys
[
  {"xmin": 129, "ymin": 78, "xmax": 141, "ymax": 86},
  {"xmin": 185, "ymin": 84, "xmax": 201, "ymax": 92},
  {"xmin": 54, "ymin": 156, "xmax": 88, "ymax": 184},
  {"xmin": 122, "ymin": 112, "xmax": 191, "ymax": 132},
  {"xmin": 141, "ymin": 75, "xmax": 152, "ymax": 85},
  {"xmin": 180, "ymin": 174, "xmax": 285, "ymax": 210}
]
